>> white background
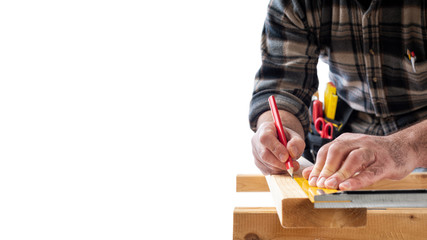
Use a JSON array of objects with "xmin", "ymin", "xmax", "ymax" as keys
[{"xmin": 0, "ymin": 1, "xmax": 328, "ymax": 239}]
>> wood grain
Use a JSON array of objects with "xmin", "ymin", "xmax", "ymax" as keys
[
  {"xmin": 266, "ymin": 172, "xmax": 366, "ymax": 228},
  {"xmin": 236, "ymin": 158, "xmax": 427, "ymax": 228},
  {"xmin": 236, "ymin": 168, "xmax": 427, "ymax": 192},
  {"xmin": 233, "ymin": 207, "xmax": 427, "ymax": 240},
  {"xmin": 364, "ymin": 172, "xmax": 427, "ymax": 190},
  {"xmin": 236, "ymin": 174, "xmax": 269, "ymax": 192}
]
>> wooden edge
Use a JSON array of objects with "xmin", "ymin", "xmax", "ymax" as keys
[
  {"xmin": 235, "ymin": 159, "xmax": 427, "ymax": 228},
  {"xmin": 363, "ymin": 172, "xmax": 427, "ymax": 190},
  {"xmin": 267, "ymin": 174, "xmax": 367, "ymax": 228},
  {"xmin": 235, "ymin": 157, "xmax": 314, "ymax": 192},
  {"xmin": 233, "ymin": 207, "xmax": 427, "ymax": 240},
  {"xmin": 236, "ymin": 174, "xmax": 269, "ymax": 192},
  {"xmin": 236, "ymin": 168, "xmax": 427, "ymax": 193}
]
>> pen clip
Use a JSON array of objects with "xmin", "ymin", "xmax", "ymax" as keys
[{"xmin": 411, "ymin": 51, "xmax": 416, "ymax": 73}]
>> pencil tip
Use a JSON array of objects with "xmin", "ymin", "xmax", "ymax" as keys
[{"xmin": 288, "ymin": 168, "xmax": 294, "ymax": 178}]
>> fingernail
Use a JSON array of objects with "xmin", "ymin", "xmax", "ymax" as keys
[
  {"xmin": 309, "ymin": 177, "xmax": 318, "ymax": 186},
  {"xmin": 325, "ymin": 178, "xmax": 337, "ymax": 189},
  {"xmin": 317, "ymin": 177, "xmax": 326, "ymax": 187},
  {"xmin": 339, "ymin": 182, "xmax": 351, "ymax": 190},
  {"xmin": 279, "ymin": 154, "xmax": 287, "ymax": 162}
]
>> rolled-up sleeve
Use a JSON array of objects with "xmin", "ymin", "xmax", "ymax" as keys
[{"xmin": 249, "ymin": 0, "xmax": 320, "ymax": 135}]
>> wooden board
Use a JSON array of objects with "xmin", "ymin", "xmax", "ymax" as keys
[
  {"xmin": 266, "ymin": 171, "xmax": 366, "ymax": 228},
  {"xmin": 236, "ymin": 158, "xmax": 427, "ymax": 228},
  {"xmin": 233, "ymin": 207, "xmax": 427, "ymax": 240},
  {"xmin": 235, "ymin": 172, "xmax": 427, "ymax": 192},
  {"xmin": 364, "ymin": 172, "xmax": 427, "ymax": 190},
  {"xmin": 236, "ymin": 174, "xmax": 269, "ymax": 192}
]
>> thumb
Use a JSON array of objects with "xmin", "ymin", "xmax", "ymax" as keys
[{"xmin": 338, "ymin": 164, "xmax": 384, "ymax": 190}]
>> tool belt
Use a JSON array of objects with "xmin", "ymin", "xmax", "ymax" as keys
[{"xmin": 303, "ymin": 97, "xmax": 354, "ymax": 163}]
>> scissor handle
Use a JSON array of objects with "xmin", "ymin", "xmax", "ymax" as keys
[
  {"xmin": 323, "ymin": 122, "xmax": 334, "ymax": 140},
  {"xmin": 314, "ymin": 118, "xmax": 334, "ymax": 139},
  {"xmin": 314, "ymin": 118, "xmax": 325, "ymax": 135}
]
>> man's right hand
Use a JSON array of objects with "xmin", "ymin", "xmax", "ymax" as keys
[{"xmin": 251, "ymin": 111, "xmax": 305, "ymax": 175}]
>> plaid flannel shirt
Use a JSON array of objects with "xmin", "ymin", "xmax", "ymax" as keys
[{"xmin": 249, "ymin": 0, "xmax": 427, "ymax": 136}]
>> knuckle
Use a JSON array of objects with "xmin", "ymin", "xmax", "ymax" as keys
[
  {"xmin": 338, "ymin": 132, "xmax": 352, "ymax": 139},
  {"xmin": 327, "ymin": 142, "xmax": 343, "ymax": 155},
  {"xmin": 362, "ymin": 149, "xmax": 375, "ymax": 163},
  {"xmin": 310, "ymin": 166, "xmax": 322, "ymax": 177},
  {"xmin": 258, "ymin": 149, "xmax": 269, "ymax": 160},
  {"xmin": 346, "ymin": 151, "xmax": 364, "ymax": 169},
  {"xmin": 317, "ymin": 144, "xmax": 329, "ymax": 159},
  {"xmin": 259, "ymin": 132, "xmax": 272, "ymax": 145},
  {"xmin": 347, "ymin": 150, "xmax": 361, "ymax": 161},
  {"xmin": 270, "ymin": 143, "xmax": 280, "ymax": 154},
  {"xmin": 336, "ymin": 169, "xmax": 351, "ymax": 180},
  {"xmin": 321, "ymin": 165, "xmax": 336, "ymax": 176},
  {"xmin": 273, "ymin": 144, "xmax": 286, "ymax": 157}
]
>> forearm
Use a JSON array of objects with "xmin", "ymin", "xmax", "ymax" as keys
[
  {"xmin": 393, "ymin": 119, "xmax": 427, "ymax": 168},
  {"xmin": 256, "ymin": 110, "xmax": 305, "ymax": 140}
]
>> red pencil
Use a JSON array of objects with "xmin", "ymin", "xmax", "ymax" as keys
[{"xmin": 268, "ymin": 95, "xmax": 294, "ymax": 177}]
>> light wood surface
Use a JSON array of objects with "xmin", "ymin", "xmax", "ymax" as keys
[
  {"xmin": 364, "ymin": 172, "xmax": 427, "ymax": 190},
  {"xmin": 236, "ymin": 169, "xmax": 427, "ymax": 192},
  {"xmin": 233, "ymin": 207, "xmax": 427, "ymax": 240},
  {"xmin": 236, "ymin": 158, "xmax": 427, "ymax": 229},
  {"xmin": 236, "ymin": 174, "xmax": 269, "ymax": 192},
  {"xmin": 266, "ymin": 158, "xmax": 366, "ymax": 227}
]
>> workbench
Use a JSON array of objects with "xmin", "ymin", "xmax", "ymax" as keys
[{"xmin": 233, "ymin": 160, "xmax": 427, "ymax": 240}]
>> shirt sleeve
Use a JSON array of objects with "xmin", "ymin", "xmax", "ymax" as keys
[{"xmin": 249, "ymin": 0, "xmax": 320, "ymax": 135}]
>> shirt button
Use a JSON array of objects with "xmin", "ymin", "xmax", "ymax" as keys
[
  {"xmin": 369, "ymin": 49, "xmax": 375, "ymax": 55},
  {"xmin": 373, "ymin": 77, "xmax": 377, "ymax": 82}
]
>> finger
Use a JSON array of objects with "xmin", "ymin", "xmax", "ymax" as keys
[
  {"xmin": 302, "ymin": 166, "xmax": 314, "ymax": 179},
  {"xmin": 258, "ymin": 124, "xmax": 290, "ymax": 163},
  {"xmin": 252, "ymin": 141, "xmax": 275, "ymax": 175},
  {"xmin": 252, "ymin": 145, "xmax": 287, "ymax": 172},
  {"xmin": 324, "ymin": 148, "xmax": 375, "ymax": 189},
  {"xmin": 308, "ymin": 142, "xmax": 331, "ymax": 186},
  {"xmin": 292, "ymin": 160, "xmax": 300, "ymax": 172},
  {"xmin": 286, "ymin": 128, "xmax": 306, "ymax": 159},
  {"xmin": 338, "ymin": 163, "xmax": 385, "ymax": 190},
  {"xmin": 254, "ymin": 157, "xmax": 269, "ymax": 175},
  {"xmin": 252, "ymin": 128, "xmax": 289, "ymax": 174},
  {"xmin": 254, "ymin": 157, "xmax": 286, "ymax": 175},
  {"xmin": 317, "ymin": 141, "xmax": 358, "ymax": 188}
]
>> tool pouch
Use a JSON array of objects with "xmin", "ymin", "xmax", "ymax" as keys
[{"xmin": 303, "ymin": 97, "xmax": 354, "ymax": 163}]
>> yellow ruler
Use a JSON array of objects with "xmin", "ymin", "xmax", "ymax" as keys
[{"xmin": 293, "ymin": 176, "xmax": 339, "ymax": 202}]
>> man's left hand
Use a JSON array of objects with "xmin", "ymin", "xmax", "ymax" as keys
[{"xmin": 302, "ymin": 133, "xmax": 418, "ymax": 190}]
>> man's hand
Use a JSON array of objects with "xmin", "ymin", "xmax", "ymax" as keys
[
  {"xmin": 302, "ymin": 132, "xmax": 419, "ymax": 190},
  {"xmin": 252, "ymin": 111, "xmax": 305, "ymax": 175}
]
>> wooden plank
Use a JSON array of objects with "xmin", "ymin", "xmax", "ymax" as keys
[
  {"xmin": 236, "ymin": 170, "xmax": 427, "ymax": 193},
  {"xmin": 236, "ymin": 174, "xmax": 269, "ymax": 192},
  {"xmin": 364, "ymin": 172, "xmax": 427, "ymax": 190},
  {"xmin": 236, "ymin": 159, "xmax": 427, "ymax": 228},
  {"xmin": 233, "ymin": 207, "xmax": 427, "ymax": 240},
  {"xmin": 266, "ymin": 173, "xmax": 366, "ymax": 228},
  {"xmin": 265, "ymin": 157, "xmax": 366, "ymax": 227}
]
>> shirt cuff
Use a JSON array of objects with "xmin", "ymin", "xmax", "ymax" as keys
[{"xmin": 249, "ymin": 91, "xmax": 310, "ymax": 135}]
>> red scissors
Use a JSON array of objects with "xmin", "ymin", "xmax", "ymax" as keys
[{"xmin": 314, "ymin": 117, "xmax": 334, "ymax": 139}]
